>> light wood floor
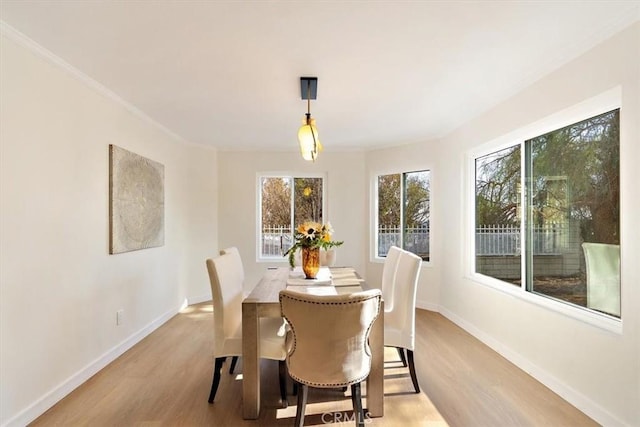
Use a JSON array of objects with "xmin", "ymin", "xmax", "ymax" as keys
[{"xmin": 31, "ymin": 303, "xmax": 597, "ymax": 426}]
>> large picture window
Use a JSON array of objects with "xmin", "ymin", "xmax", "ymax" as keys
[
  {"xmin": 376, "ymin": 170, "xmax": 430, "ymax": 261},
  {"xmin": 474, "ymin": 109, "xmax": 620, "ymax": 318},
  {"xmin": 259, "ymin": 175, "xmax": 324, "ymax": 259}
]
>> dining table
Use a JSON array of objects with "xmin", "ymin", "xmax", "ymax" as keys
[{"xmin": 241, "ymin": 266, "xmax": 384, "ymax": 420}]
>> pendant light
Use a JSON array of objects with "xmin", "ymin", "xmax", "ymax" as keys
[{"xmin": 298, "ymin": 77, "xmax": 323, "ymax": 161}]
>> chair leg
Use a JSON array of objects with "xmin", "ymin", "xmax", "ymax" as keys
[
  {"xmin": 407, "ymin": 349, "xmax": 420, "ymax": 393},
  {"xmin": 351, "ymin": 383, "xmax": 365, "ymax": 427},
  {"xmin": 228, "ymin": 356, "xmax": 238, "ymax": 374},
  {"xmin": 278, "ymin": 360, "xmax": 288, "ymax": 407},
  {"xmin": 208, "ymin": 357, "xmax": 225, "ymax": 403},
  {"xmin": 396, "ymin": 347, "xmax": 407, "ymax": 367},
  {"xmin": 295, "ymin": 382, "xmax": 308, "ymax": 427}
]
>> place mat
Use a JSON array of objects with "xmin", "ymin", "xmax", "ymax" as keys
[
  {"xmin": 286, "ymin": 277, "xmax": 333, "ymax": 286},
  {"xmin": 330, "ymin": 267, "xmax": 356, "ymax": 273},
  {"xmin": 332, "ymin": 278, "xmax": 365, "ymax": 287},
  {"xmin": 331, "ymin": 272, "xmax": 359, "ymax": 280}
]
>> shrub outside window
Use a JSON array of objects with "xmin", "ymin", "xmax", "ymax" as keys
[
  {"xmin": 474, "ymin": 109, "xmax": 620, "ymax": 318},
  {"xmin": 376, "ymin": 170, "xmax": 430, "ymax": 261}
]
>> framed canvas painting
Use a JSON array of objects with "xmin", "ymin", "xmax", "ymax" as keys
[{"xmin": 109, "ymin": 145, "xmax": 164, "ymax": 254}]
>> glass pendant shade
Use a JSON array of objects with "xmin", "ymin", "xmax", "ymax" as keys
[{"xmin": 298, "ymin": 117, "xmax": 322, "ymax": 161}]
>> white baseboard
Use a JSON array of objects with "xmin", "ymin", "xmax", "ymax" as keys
[
  {"xmin": 438, "ymin": 306, "xmax": 625, "ymax": 427},
  {"xmin": 416, "ymin": 299, "xmax": 439, "ymax": 312},
  {"xmin": 3, "ymin": 305, "xmax": 180, "ymax": 427},
  {"xmin": 188, "ymin": 293, "xmax": 212, "ymax": 305}
]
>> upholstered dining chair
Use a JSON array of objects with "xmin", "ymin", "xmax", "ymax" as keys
[
  {"xmin": 381, "ymin": 247, "xmax": 422, "ymax": 393},
  {"xmin": 206, "ymin": 252, "xmax": 288, "ymax": 404},
  {"xmin": 582, "ymin": 242, "xmax": 621, "ymax": 316},
  {"xmin": 381, "ymin": 246, "xmax": 403, "ymax": 312},
  {"xmin": 220, "ymin": 246, "xmax": 244, "ymax": 282},
  {"xmin": 218, "ymin": 246, "xmax": 244, "ymax": 374},
  {"xmin": 279, "ymin": 289, "xmax": 382, "ymax": 427},
  {"xmin": 380, "ymin": 246, "xmax": 405, "ymax": 364}
]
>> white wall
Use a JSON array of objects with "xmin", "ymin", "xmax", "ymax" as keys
[
  {"xmin": 0, "ymin": 33, "xmax": 217, "ymax": 426},
  {"xmin": 367, "ymin": 22, "xmax": 640, "ymax": 426},
  {"xmin": 217, "ymin": 150, "xmax": 367, "ymax": 293}
]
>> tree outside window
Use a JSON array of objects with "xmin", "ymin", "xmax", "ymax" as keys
[
  {"xmin": 377, "ymin": 170, "xmax": 430, "ymax": 261},
  {"xmin": 259, "ymin": 176, "xmax": 323, "ymax": 259}
]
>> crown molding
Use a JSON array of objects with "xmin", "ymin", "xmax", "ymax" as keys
[{"xmin": 0, "ymin": 20, "xmax": 191, "ymax": 146}]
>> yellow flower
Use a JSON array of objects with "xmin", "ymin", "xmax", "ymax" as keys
[
  {"xmin": 299, "ymin": 221, "xmax": 321, "ymax": 240},
  {"xmin": 285, "ymin": 220, "xmax": 344, "ymax": 267}
]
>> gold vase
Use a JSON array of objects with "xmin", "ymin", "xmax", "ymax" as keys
[{"xmin": 301, "ymin": 247, "xmax": 320, "ymax": 279}]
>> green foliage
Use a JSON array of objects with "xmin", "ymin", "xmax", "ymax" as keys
[
  {"xmin": 475, "ymin": 146, "xmax": 521, "ymax": 226},
  {"xmin": 475, "ymin": 109, "xmax": 620, "ymax": 244},
  {"xmin": 293, "ymin": 178, "xmax": 323, "ymax": 224},
  {"xmin": 404, "ymin": 172, "xmax": 430, "ymax": 227},
  {"xmin": 262, "ymin": 176, "xmax": 324, "ymax": 229},
  {"xmin": 261, "ymin": 178, "xmax": 291, "ymax": 226},
  {"xmin": 529, "ymin": 109, "xmax": 619, "ymax": 243},
  {"xmin": 378, "ymin": 171, "xmax": 430, "ymax": 234},
  {"xmin": 378, "ymin": 174, "xmax": 400, "ymax": 226}
]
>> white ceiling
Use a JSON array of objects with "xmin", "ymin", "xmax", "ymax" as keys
[{"xmin": 1, "ymin": 1, "xmax": 638, "ymax": 152}]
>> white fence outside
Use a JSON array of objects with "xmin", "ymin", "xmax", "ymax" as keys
[
  {"xmin": 377, "ymin": 225, "xmax": 429, "ymax": 258},
  {"xmin": 476, "ymin": 223, "xmax": 569, "ymax": 255},
  {"xmin": 263, "ymin": 223, "xmax": 569, "ymax": 258},
  {"xmin": 261, "ymin": 225, "xmax": 292, "ymax": 257},
  {"xmin": 263, "ymin": 224, "xmax": 432, "ymax": 259}
]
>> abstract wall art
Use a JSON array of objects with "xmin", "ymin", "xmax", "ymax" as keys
[{"xmin": 109, "ymin": 145, "xmax": 164, "ymax": 254}]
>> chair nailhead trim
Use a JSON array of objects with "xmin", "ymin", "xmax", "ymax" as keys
[{"xmin": 279, "ymin": 292, "xmax": 382, "ymax": 387}]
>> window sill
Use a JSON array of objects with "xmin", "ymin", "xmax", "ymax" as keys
[
  {"xmin": 257, "ymin": 257, "xmax": 287, "ymax": 263},
  {"xmin": 468, "ymin": 273, "xmax": 622, "ymax": 335}
]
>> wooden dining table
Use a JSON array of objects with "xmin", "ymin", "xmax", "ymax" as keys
[{"xmin": 241, "ymin": 266, "xmax": 384, "ymax": 420}]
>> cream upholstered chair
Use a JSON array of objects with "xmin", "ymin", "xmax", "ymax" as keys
[
  {"xmin": 219, "ymin": 246, "xmax": 244, "ymax": 372},
  {"xmin": 582, "ymin": 243, "xmax": 621, "ymax": 316},
  {"xmin": 220, "ymin": 246, "xmax": 244, "ymax": 282},
  {"xmin": 381, "ymin": 246, "xmax": 403, "ymax": 311},
  {"xmin": 206, "ymin": 252, "xmax": 288, "ymax": 404},
  {"xmin": 382, "ymin": 247, "xmax": 422, "ymax": 393},
  {"xmin": 380, "ymin": 246, "xmax": 406, "ymax": 365},
  {"xmin": 279, "ymin": 289, "xmax": 382, "ymax": 427}
]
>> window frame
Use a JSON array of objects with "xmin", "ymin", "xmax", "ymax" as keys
[
  {"xmin": 256, "ymin": 172, "xmax": 327, "ymax": 263},
  {"xmin": 371, "ymin": 168, "xmax": 432, "ymax": 265},
  {"xmin": 466, "ymin": 87, "xmax": 622, "ymax": 334}
]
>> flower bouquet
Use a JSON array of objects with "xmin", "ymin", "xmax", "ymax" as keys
[{"xmin": 283, "ymin": 221, "xmax": 343, "ymax": 274}]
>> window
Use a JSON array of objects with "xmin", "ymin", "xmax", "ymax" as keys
[
  {"xmin": 259, "ymin": 175, "xmax": 324, "ymax": 260},
  {"xmin": 376, "ymin": 170, "xmax": 430, "ymax": 261},
  {"xmin": 474, "ymin": 109, "xmax": 620, "ymax": 319}
]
